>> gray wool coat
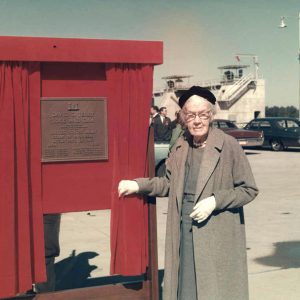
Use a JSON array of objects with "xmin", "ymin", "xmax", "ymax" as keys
[{"xmin": 136, "ymin": 128, "xmax": 259, "ymax": 300}]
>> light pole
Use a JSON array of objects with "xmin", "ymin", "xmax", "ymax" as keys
[{"xmin": 279, "ymin": 12, "xmax": 300, "ymax": 119}]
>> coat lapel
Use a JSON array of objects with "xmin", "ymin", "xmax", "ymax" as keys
[
  {"xmin": 173, "ymin": 138, "xmax": 189, "ymax": 212},
  {"xmin": 194, "ymin": 128, "xmax": 224, "ymax": 203}
]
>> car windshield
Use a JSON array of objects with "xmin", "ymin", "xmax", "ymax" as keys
[
  {"xmin": 213, "ymin": 121, "xmax": 237, "ymax": 129},
  {"xmin": 259, "ymin": 121, "xmax": 271, "ymax": 128},
  {"xmin": 246, "ymin": 121, "xmax": 259, "ymax": 129},
  {"xmin": 222, "ymin": 121, "xmax": 237, "ymax": 128}
]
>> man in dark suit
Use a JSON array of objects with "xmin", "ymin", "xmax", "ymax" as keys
[
  {"xmin": 150, "ymin": 105, "xmax": 159, "ymax": 125},
  {"xmin": 152, "ymin": 107, "xmax": 172, "ymax": 143}
]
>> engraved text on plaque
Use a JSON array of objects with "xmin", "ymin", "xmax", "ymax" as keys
[{"xmin": 41, "ymin": 98, "xmax": 108, "ymax": 162}]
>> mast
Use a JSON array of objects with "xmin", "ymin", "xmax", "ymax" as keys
[{"xmin": 235, "ymin": 54, "xmax": 259, "ymax": 79}]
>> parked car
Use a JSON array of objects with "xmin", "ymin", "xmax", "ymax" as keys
[
  {"xmin": 154, "ymin": 118, "xmax": 264, "ymax": 176},
  {"xmin": 244, "ymin": 117, "xmax": 300, "ymax": 151},
  {"xmin": 154, "ymin": 143, "xmax": 169, "ymax": 166},
  {"xmin": 154, "ymin": 143, "xmax": 169, "ymax": 176},
  {"xmin": 212, "ymin": 119, "xmax": 264, "ymax": 147}
]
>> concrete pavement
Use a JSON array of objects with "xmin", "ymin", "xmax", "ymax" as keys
[
  {"xmin": 56, "ymin": 148, "xmax": 300, "ymax": 299},
  {"xmin": 245, "ymin": 149, "xmax": 300, "ymax": 300}
]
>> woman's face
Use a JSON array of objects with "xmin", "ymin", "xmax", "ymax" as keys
[{"xmin": 184, "ymin": 95, "xmax": 213, "ymax": 141}]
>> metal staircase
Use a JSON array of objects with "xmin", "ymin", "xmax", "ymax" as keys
[{"xmin": 218, "ymin": 73, "xmax": 256, "ymax": 110}]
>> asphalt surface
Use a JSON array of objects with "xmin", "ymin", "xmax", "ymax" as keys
[{"xmin": 56, "ymin": 148, "xmax": 300, "ymax": 299}]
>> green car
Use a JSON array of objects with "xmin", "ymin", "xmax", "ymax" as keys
[{"xmin": 244, "ymin": 117, "xmax": 300, "ymax": 151}]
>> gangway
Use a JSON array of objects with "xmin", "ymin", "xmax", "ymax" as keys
[{"xmin": 218, "ymin": 73, "xmax": 256, "ymax": 109}]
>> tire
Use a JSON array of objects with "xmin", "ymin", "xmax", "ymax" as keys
[{"xmin": 271, "ymin": 139, "xmax": 283, "ymax": 151}]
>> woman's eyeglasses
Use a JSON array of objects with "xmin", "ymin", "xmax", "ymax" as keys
[{"xmin": 185, "ymin": 111, "xmax": 211, "ymax": 122}]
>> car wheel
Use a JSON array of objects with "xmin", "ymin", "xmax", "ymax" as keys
[{"xmin": 271, "ymin": 139, "xmax": 283, "ymax": 151}]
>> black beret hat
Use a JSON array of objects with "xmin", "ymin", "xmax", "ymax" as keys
[{"xmin": 178, "ymin": 86, "xmax": 216, "ymax": 108}]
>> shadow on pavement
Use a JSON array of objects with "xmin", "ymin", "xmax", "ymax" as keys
[
  {"xmin": 55, "ymin": 250, "xmax": 162, "ymax": 292},
  {"xmin": 55, "ymin": 250, "xmax": 99, "ymax": 290},
  {"xmin": 55, "ymin": 251, "xmax": 165, "ymax": 298},
  {"xmin": 254, "ymin": 147, "xmax": 300, "ymax": 153},
  {"xmin": 255, "ymin": 241, "xmax": 300, "ymax": 269},
  {"xmin": 244, "ymin": 151, "xmax": 261, "ymax": 155}
]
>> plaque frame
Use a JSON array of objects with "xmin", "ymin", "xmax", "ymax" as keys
[{"xmin": 41, "ymin": 97, "xmax": 108, "ymax": 163}]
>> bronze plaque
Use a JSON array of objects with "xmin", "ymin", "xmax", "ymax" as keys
[{"xmin": 41, "ymin": 98, "xmax": 108, "ymax": 162}]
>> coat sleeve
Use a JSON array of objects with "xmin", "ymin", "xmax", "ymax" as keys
[
  {"xmin": 134, "ymin": 147, "xmax": 175, "ymax": 197},
  {"xmin": 213, "ymin": 142, "xmax": 259, "ymax": 210}
]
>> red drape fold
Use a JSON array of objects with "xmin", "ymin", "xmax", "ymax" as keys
[
  {"xmin": 0, "ymin": 62, "xmax": 45, "ymax": 297},
  {"xmin": 108, "ymin": 63, "xmax": 153, "ymax": 275}
]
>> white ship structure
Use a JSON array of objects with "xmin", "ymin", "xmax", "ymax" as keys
[{"xmin": 153, "ymin": 55, "xmax": 265, "ymax": 126}]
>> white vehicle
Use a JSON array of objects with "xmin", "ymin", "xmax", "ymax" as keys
[{"xmin": 154, "ymin": 143, "xmax": 169, "ymax": 176}]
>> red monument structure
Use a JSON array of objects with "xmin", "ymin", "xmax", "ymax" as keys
[{"xmin": 0, "ymin": 36, "xmax": 163, "ymax": 299}]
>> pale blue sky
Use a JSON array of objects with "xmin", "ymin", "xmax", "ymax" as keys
[{"xmin": 0, "ymin": 0, "xmax": 299, "ymax": 107}]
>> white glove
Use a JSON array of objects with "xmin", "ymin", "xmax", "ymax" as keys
[
  {"xmin": 190, "ymin": 196, "xmax": 216, "ymax": 223},
  {"xmin": 118, "ymin": 180, "xmax": 139, "ymax": 197}
]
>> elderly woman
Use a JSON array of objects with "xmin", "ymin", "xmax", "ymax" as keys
[{"xmin": 118, "ymin": 86, "xmax": 258, "ymax": 300}]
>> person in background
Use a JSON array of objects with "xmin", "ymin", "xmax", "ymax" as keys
[
  {"xmin": 150, "ymin": 105, "xmax": 159, "ymax": 125},
  {"xmin": 169, "ymin": 110, "xmax": 184, "ymax": 150},
  {"xmin": 152, "ymin": 106, "xmax": 172, "ymax": 143},
  {"xmin": 118, "ymin": 86, "xmax": 259, "ymax": 300}
]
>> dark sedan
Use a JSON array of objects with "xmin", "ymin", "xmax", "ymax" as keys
[
  {"xmin": 212, "ymin": 119, "xmax": 264, "ymax": 147},
  {"xmin": 244, "ymin": 117, "xmax": 300, "ymax": 151}
]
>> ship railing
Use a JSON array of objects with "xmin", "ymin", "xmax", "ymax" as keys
[
  {"xmin": 194, "ymin": 79, "xmax": 221, "ymax": 89},
  {"xmin": 154, "ymin": 73, "xmax": 261, "ymax": 96},
  {"xmin": 174, "ymin": 83, "xmax": 193, "ymax": 90},
  {"xmin": 157, "ymin": 79, "xmax": 222, "ymax": 92}
]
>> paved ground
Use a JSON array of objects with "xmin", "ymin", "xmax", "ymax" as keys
[{"xmin": 56, "ymin": 148, "xmax": 300, "ymax": 299}]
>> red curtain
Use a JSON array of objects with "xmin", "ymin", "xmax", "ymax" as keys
[
  {"xmin": 107, "ymin": 63, "xmax": 153, "ymax": 275},
  {"xmin": 0, "ymin": 62, "xmax": 45, "ymax": 297}
]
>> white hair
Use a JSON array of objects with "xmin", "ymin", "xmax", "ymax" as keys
[{"xmin": 179, "ymin": 98, "xmax": 216, "ymax": 128}]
